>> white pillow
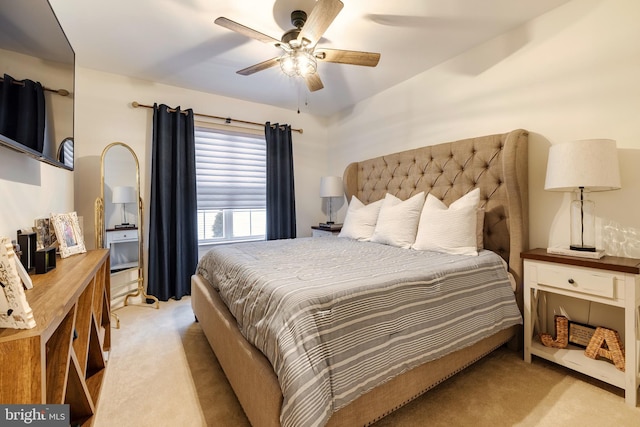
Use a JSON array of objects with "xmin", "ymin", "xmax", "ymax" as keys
[
  {"xmin": 338, "ymin": 197, "xmax": 384, "ymax": 241},
  {"xmin": 370, "ymin": 192, "xmax": 425, "ymax": 248},
  {"xmin": 412, "ymin": 188, "xmax": 480, "ymax": 256}
]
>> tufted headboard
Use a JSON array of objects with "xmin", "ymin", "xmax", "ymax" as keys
[{"xmin": 343, "ymin": 129, "xmax": 529, "ymax": 312}]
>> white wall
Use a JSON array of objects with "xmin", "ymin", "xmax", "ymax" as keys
[
  {"xmin": 73, "ymin": 68, "xmax": 330, "ymax": 252},
  {"xmin": 0, "ymin": 149, "xmax": 73, "ymax": 239},
  {"xmin": 327, "ymin": 0, "xmax": 640, "ymax": 255}
]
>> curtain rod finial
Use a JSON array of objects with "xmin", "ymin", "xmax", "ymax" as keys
[{"xmin": 132, "ymin": 101, "xmax": 140, "ymax": 108}]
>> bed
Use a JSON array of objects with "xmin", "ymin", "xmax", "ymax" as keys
[{"xmin": 191, "ymin": 129, "xmax": 529, "ymax": 427}]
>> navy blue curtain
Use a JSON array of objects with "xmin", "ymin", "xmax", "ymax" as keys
[
  {"xmin": 264, "ymin": 122, "xmax": 296, "ymax": 240},
  {"xmin": 0, "ymin": 74, "xmax": 45, "ymax": 152},
  {"xmin": 148, "ymin": 104, "xmax": 198, "ymax": 301}
]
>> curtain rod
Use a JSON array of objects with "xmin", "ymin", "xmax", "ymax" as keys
[
  {"xmin": 131, "ymin": 101, "xmax": 303, "ymax": 134},
  {"xmin": 0, "ymin": 77, "xmax": 70, "ymax": 96}
]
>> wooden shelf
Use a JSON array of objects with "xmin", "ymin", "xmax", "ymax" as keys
[
  {"xmin": 530, "ymin": 340, "xmax": 625, "ymax": 388},
  {"xmin": 0, "ymin": 249, "xmax": 111, "ymax": 426}
]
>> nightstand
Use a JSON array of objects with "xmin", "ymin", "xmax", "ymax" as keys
[
  {"xmin": 105, "ymin": 227, "xmax": 139, "ymax": 271},
  {"xmin": 522, "ymin": 248, "xmax": 640, "ymax": 406},
  {"xmin": 311, "ymin": 225, "xmax": 342, "ymax": 237}
]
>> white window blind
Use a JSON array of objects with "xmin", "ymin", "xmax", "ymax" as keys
[{"xmin": 195, "ymin": 127, "xmax": 266, "ymax": 211}]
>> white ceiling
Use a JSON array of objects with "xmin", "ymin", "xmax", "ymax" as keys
[{"xmin": 49, "ymin": 0, "xmax": 571, "ymax": 117}]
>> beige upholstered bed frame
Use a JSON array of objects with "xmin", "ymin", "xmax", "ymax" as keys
[{"xmin": 191, "ymin": 129, "xmax": 529, "ymax": 426}]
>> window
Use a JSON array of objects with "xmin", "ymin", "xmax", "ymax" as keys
[{"xmin": 195, "ymin": 125, "xmax": 266, "ymax": 244}]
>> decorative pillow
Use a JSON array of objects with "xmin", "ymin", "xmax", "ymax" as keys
[
  {"xmin": 412, "ymin": 188, "xmax": 480, "ymax": 255},
  {"xmin": 338, "ymin": 196, "xmax": 384, "ymax": 241},
  {"xmin": 370, "ymin": 192, "xmax": 425, "ymax": 249}
]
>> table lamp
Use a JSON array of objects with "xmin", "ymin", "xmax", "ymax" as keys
[
  {"xmin": 112, "ymin": 186, "xmax": 136, "ymax": 226},
  {"xmin": 320, "ymin": 176, "xmax": 343, "ymax": 225},
  {"xmin": 544, "ymin": 139, "xmax": 621, "ymax": 256}
]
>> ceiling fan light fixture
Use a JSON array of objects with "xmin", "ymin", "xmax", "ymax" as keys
[
  {"xmin": 214, "ymin": 0, "xmax": 378, "ymax": 92},
  {"xmin": 279, "ymin": 49, "xmax": 317, "ymax": 77}
]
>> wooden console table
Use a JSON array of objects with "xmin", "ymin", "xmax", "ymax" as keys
[{"xmin": 0, "ymin": 249, "xmax": 111, "ymax": 425}]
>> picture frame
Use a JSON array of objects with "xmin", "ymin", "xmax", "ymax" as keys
[
  {"xmin": 0, "ymin": 236, "xmax": 36, "ymax": 329},
  {"xmin": 33, "ymin": 217, "xmax": 57, "ymax": 250},
  {"xmin": 14, "ymin": 256, "xmax": 33, "ymax": 289},
  {"xmin": 568, "ymin": 320, "xmax": 597, "ymax": 348},
  {"xmin": 51, "ymin": 212, "xmax": 86, "ymax": 258}
]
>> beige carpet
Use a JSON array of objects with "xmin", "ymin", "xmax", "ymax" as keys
[{"xmin": 95, "ymin": 297, "xmax": 640, "ymax": 427}]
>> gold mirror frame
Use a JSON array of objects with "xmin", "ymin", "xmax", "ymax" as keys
[{"xmin": 95, "ymin": 142, "xmax": 159, "ymax": 312}]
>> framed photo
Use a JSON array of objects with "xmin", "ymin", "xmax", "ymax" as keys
[
  {"xmin": 51, "ymin": 212, "xmax": 86, "ymax": 258},
  {"xmin": 33, "ymin": 217, "xmax": 57, "ymax": 250},
  {"xmin": 0, "ymin": 236, "xmax": 36, "ymax": 329},
  {"xmin": 568, "ymin": 320, "xmax": 597, "ymax": 348}
]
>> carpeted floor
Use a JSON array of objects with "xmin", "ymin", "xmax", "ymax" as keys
[{"xmin": 94, "ymin": 298, "xmax": 640, "ymax": 427}]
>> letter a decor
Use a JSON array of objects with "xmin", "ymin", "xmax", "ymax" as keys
[{"xmin": 584, "ymin": 326, "xmax": 625, "ymax": 371}]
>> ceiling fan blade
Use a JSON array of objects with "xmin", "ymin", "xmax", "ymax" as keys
[
  {"xmin": 315, "ymin": 48, "xmax": 380, "ymax": 67},
  {"xmin": 237, "ymin": 57, "xmax": 280, "ymax": 76},
  {"xmin": 215, "ymin": 17, "xmax": 281, "ymax": 48},
  {"xmin": 304, "ymin": 73, "xmax": 324, "ymax": 92},
  {"xmin": 297, "ymin": 0, "xmax": 344, "ymax": 47}
]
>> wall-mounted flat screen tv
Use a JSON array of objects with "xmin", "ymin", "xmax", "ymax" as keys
[{"xmin": 0, "ymin": 0, "xmax": 75, "ymax": 170}]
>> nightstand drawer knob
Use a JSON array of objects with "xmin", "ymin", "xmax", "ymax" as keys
[{"xmin": 568, "ymin": 278, "xmax": 575, "ymax": 284}]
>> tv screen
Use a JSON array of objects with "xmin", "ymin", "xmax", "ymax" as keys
[{"xmin": 0, "ymin": 0, "xmax": 74, "ymax": 170}]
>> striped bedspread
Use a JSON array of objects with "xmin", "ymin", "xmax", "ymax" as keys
[{"xmin": 197, "ymin": 237, "xmax": 522, "ymax": 427}]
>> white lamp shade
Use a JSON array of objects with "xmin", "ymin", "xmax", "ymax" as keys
[
  {"xmin": 112, "ymin": 186, "xmax": 137, "ymax": 204},
  {"xmin": 545, "ymin": 139, "xmax": 621, "ymax": 192},
  {"xmin": 320, "ymin": 176, "xmax": 343, "ymax": 198}
]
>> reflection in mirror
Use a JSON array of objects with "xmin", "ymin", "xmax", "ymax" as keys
[
  {"xmin": 96, "ymin": 142, "xmax": 158, "ymax": 314},
  {"xmin": 103, "ymin": 144, "xmax": 138, "ymax": 232},
  {"xmin": 57, "ymin": 137, "xmax": 74, "ymax": 169}
]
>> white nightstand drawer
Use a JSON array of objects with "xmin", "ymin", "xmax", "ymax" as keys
[
  {"xmin": 312, "ymin": 229, "xmax": 339, "ymax": 237},
  {"xmin": 311, "ymin": 226, "xmax": 341, "ymax": 237},
  {"xmin": 537, "ymin": 264, "xmax": 616, "ymax": 299},
  {"xmin": 107, "ymin": 229, "xmax": 138, "ymax": 243}
]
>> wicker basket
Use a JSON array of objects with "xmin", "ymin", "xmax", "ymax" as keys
[
  {"xmin": 540, "ymin": 315, "xmax": 569, "ymax": 348},
  {"xmin": 584, "ymin": 326, "xmax": 625, "ymax": 371}
]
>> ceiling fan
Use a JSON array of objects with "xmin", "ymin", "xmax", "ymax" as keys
[{"xmin": 214, "ymin": 0, "xmax": 380, "ymax": 92}]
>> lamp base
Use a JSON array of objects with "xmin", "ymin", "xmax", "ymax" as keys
[
  {"xmin": 569, "ymin": 244, "xmax": 596, "ymax": 252},
  {"xmin": 547, "ymin": 247, "xmax": 605, "ymax": 259}
]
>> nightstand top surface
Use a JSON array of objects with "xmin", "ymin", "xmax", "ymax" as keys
[
  {"xmin": 311, "ymin": 225, "xmax": 342, "ymax": 231},
  {"xmin": 106, "ymin": 226, "xmax": 138, "ymax": 231},
  {"xmin": 522, "ymin": 248, "xmax": 640, "ymax": 274}
]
